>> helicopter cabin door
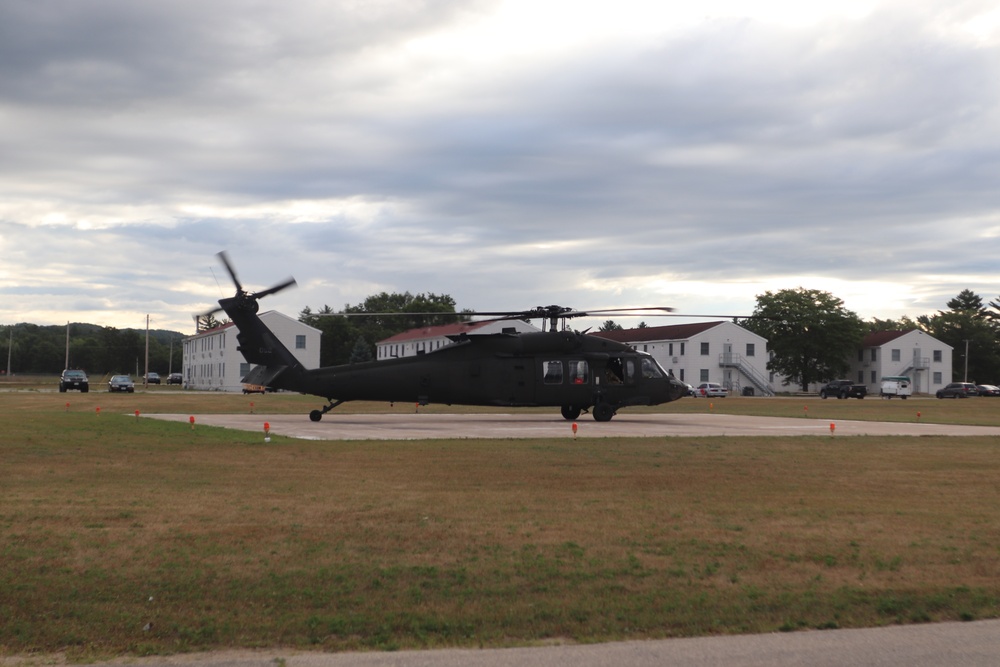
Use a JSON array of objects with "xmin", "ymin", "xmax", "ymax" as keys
[{"xmin": 501, "ymin": 358, "xmax": 536, "ymax": 405}]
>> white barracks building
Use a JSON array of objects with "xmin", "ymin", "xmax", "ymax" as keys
[{"xmin": 182, "ymin": 311, "xmax": 320, "ymax": 391}]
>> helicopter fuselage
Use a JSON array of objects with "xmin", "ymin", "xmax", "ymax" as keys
[{"xmin": 285, "ymin": 330, "xmax": 687, "ymax": 414}]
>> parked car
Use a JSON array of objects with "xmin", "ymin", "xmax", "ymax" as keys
[
  {"xmin": 108, "ymin": 375, "xmax": 135, "ymax": 393},
  {"xmin": 976, "ymin": 384, "xmax": 1000, "ymax": 396},
  {"xmin": 59, "ymin": 369, "xmax": 89, "ymax": 393},
  {"xmin": 145, "ymin": 372, "xmax": 161, "ymax": 385},
  {"xmin": 166, "ymin": 373, "xmax": 183, "ymax": 385},
  {"xmin": 820, "ymin": 380, "xmax": 867, "ymax": 399},
  {"xmin": 695, "ymin": 382, "xmax": 728, "ymax": 398},
  {"xmin": 936, "ymin": 382, "xmax": 978, "ymax": 398}
]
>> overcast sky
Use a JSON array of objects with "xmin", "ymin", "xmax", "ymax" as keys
[{"xmin": 3, "ymin": 0, "xmax": 1000, "ymax": 334}]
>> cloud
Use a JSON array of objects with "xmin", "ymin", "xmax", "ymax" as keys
[{"xmin": 1, "ymin": 0, "xmax": 999, "ymax": 333}]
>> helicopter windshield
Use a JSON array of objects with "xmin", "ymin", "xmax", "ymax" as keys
[{"xmin": 640, "ymin": 356, "xmax": 666, "ymax": 379}]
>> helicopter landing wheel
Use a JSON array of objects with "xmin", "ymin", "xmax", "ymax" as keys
[
  {"xmin": 310, "ymin": 399, "xmax": 345, "ymax": 422},
  {"xmin": 592, "ymin": 403, "xmax": 615, "ymax": 422},
  {"xmin": 561, "ymin": 405, "xmax": 582, "ymax": 420}
]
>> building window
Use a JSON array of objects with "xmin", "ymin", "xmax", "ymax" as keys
[
  {"xmin": 700, "ymin": 342, "xmax": 709, "ymax": 355},
  {"xmin": 679, "ymin": 369, "xmax": 685, "ymax": 381},
  {"xmin": 871, "ymin": 370, "xmax": 877, "ymax": 384},
  {"xmin": 240, "ymin": 363, "xmax": 251, "ymax": 380},
  {"xmin": 858, "ymin": 371, "xmax": 864, "ymax": 384},
  {"xmin": 891, "ymin": 349, "xmax": 901, "ymax": 362},
  {"xmin": 933, "ymin": 350, "xmax": 942, "ymax": 362},
  {"xmin": 870, "ymin": 349, "xmax": 877, "ymax": 362},
  {"xmin": 700, "ymin": 369, "xmax": 709, "ymax": 382},
  {"xmin": 933, "ymin": 371, "xmax": 942, "ymax": 384},
  {"xmin": 746, "ymin": 343, "xmax": 755, "ymax": 357},
  {"xmin": 668, "ymin": 343, "xmax": 673, "ymax": 356},
  {"xmin": 858, "ymin": 349, "xmax": 864, "ymax": 362},
  {"xmin": 680, "ymin": 343, "xmax": 685, "ymax": 355},
  {"xmin": 296, "ymin": 335, "xmax": 306, "ymax": 350}
]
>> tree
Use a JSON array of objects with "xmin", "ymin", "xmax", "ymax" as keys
[
  {"xmin": 918, "ymin": 289, "xmax": 1000, "ymax": 382},
  {"xmin": 867, "ymin": 316, "xmax": 921, "ymax": 333},
  {"xmin": 348, "ymin": 336, "xmax": 374, "ymax": 364},
  {"xmin": 740, "ymin": 288, "xmax": 866, "ymax": 391},
  {"xmin": 196, "ymin": 314, "xmax": 225, "ymax": 331},
  {"xmin": 599, "ymin": 320, "xmax": 623, "ymax": 332}
]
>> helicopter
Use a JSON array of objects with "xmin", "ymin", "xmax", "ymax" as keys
[{"xmin": 201, "ymin": 252, "xmax": 690, "ymax": 423}]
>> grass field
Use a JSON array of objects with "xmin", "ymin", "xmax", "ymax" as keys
[{"xmin": 2, "ymin": 379, "xmax": 1000, "ymax": 659}]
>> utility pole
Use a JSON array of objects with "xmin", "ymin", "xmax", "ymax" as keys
[
  {"xmin": 144, "ymin": 314, "xmax": 150, "ymax": 388},
  {"xmin": 963, "ymin": 339, "xmax": 970, "ymax": 382},
  {"xmin": 64, "ymin": 322, "xmax": 70, "ymax": 369}
]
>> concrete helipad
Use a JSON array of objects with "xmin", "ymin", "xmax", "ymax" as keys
[{"xmin": 144, "ymin": 411, "xmax": 1000, "ymax": 440}]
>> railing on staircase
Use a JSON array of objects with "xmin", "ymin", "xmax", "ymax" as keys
[{"xmin": 719, "ymin": 353, "xmax": 775, "ymax": 396}]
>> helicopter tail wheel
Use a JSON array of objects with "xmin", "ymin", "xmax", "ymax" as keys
[
  {"xmin": 592, "ymin": 403, "xmax": 615, "ymax": 422},
  {"xmin": 561, "ymin": 405, "xmax": 582, "ymax": 420}
]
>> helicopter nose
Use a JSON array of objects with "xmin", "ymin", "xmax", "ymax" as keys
[{"xmin": 668, "ymin": 377, "xmax": 689, "ymax": 401}]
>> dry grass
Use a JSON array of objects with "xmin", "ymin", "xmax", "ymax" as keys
[{"xmin": 1, "ymin": 386, "xmax": 999, "ymax": 659}]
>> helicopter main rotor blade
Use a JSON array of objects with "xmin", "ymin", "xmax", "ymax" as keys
[
  {"xmin": 254, "ymin": 277, "xmax": 298, "ymax": 300},
  {"xmin": 565, "ymin": 306, "xmax": 676, "ymax": 318}
]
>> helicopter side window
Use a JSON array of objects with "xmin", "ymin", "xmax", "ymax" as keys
[
  {"xmin": 624, "ymin": 358, "xmax": 636, "ymax": 383},
  {"xmin": 569, "ymin": 360, "xmax": 590, "ymax": 385},
  {"xmin": 641, "ymin": 357, "xmax": 665, "ymax": 379},
  {"xmin": 543, "ymin": 360, "xmax": 563, "ymax": 384}
]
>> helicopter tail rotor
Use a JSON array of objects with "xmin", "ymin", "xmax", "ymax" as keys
[{"xmin": 195, "ymin": 252, "xmax": 298, "ymax": 327}]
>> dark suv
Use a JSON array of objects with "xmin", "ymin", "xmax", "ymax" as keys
[
  {"xmin": 59, "ymin": 369, "xmax": 89, "ymax": 392},
  {"xmin": 936, "ymin": 382, "xmax": 978, "ymax": 398}
]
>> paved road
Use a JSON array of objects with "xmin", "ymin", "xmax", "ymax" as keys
[
  {"xmin": 16, "ymin": 619, "xmax": 999, "ymax": 667},
  {"xmin": 144, "ymin": 411, "xmax": 1000, "ymax": 440}
]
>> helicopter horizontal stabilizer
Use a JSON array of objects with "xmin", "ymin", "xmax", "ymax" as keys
[{"xmin": 242, "ymin": 364, "xmax": 288, "ymax": 388}]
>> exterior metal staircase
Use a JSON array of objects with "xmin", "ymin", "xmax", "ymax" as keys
[{"xmin": 719, "ymin": 353, "xmax": 775, "ymax": 397}]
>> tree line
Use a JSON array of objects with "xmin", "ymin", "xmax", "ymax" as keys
[{"xmin": 1, "ymin": 323, "xmax": 184, "ymax": 377}]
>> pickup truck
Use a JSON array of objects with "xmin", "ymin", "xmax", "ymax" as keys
[{"xmin": 819, "ymin": 380, "xmax": 867, "ymax": 399}]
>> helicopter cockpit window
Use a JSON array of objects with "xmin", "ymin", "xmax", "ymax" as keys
[
  {"xmin": 543, "ymin": 361, "xmax": 563, "ymax": 384},
  {"xmin": 641, "ymin": 357, "xmax": 665, "ymax": 379},
  {"xmin": 606, "ymin": 357, "xmax": 624, "ymax": 384}
]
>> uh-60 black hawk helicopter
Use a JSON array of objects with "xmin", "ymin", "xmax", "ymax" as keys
[{"xmin": 202, "ymin": 252, "xmax": 690, "ymax": 423}]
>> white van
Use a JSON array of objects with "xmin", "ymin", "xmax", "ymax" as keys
[{"xmin": 880, "ymin": 376, "xmax": 912, "ymax": 399}]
